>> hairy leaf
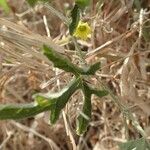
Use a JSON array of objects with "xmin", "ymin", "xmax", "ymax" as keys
[
  {"xmin": 92, "ymin": 89, "xmax": 109, "ymax": 98},
  {"xmin": 43, "ymin": 45, "xmax": 100, "ymax": 76},
  {"xmin": 76, "ymin": 83, "xmax": 92, "ymax": 135},
  {"xmin": 0, "ymin": 78, "xmax": 79, "ymax": 121},
  {"xmin": 0, "ymin": 101, "xmax": 54, "ymax": 120},
  {"xmin": 85, "ymin": 62, "xmax": 100, "ymax": 75},
  {"xmin": 35, "ymin": 78, "xmax": 80, "ymax": 124},
  {"xmin": 69, "ymin": 4, "xmax": 80, "ymax": 35},
  {"xmin": 50, "ymin": 78, "xmax": 80, "ymax": 123},
  {"xmin": 76, "ymin": 0, "xmax": 90, "ymax": 9},
  {"xmin": 43, "ymin": 45, "xmax": 82, "ymax": 75}
]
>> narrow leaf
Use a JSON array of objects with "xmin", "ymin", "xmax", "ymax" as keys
[
  {"xmin": 34, "ymin": 78, "xmax": 80, "ymax": 124},
  {"xmin": 76, "ymin": 0, "xmax": 90, "ymax": 9},
  {"xmin": 50, "ymin": 78, "xmax": 80, "ymax": 123},
  {"xmin": 76, "ymin": 83, "xmax": 92, "ymax": 135},
  {"xmin": 92, "ymin": 89, "xmax": 108, "ymax": 98},
  {"xmin": 43, "ymin": 45, "xmax": 100, "ymax": 76},
  {"xmin": 69, "ymin": 4, "xmax": 80, "ymax": 35},
  {"xmin": 0, "ymin": 101, "xmax": 54, "ymax": 120},
  {"xmin": 0, "ymin": 78, "xmax": 79, "ymax": 121},
  {"xmin": 43, "ymin": 45, "xmax": 82, "ymax": 75},
  {"xmin": 85, "ymin": 62, "xmax": 101, "ymax": 75}
]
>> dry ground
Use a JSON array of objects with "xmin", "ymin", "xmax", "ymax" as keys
[{"xmin": 0, "ymin": 0, "xmax": 150, "ymax": 150}]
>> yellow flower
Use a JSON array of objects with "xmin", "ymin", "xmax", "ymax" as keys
[{"xmin": 73, "ymin": 21, "xmax": 91, "ymax": 40}]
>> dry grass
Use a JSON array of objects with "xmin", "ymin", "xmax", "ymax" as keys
[{"xmin": 0, "ymin": 0, "xmax": 150, "ymax": 150}]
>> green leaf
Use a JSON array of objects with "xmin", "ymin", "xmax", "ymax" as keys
[
  {"xmin": 92, "ymin": 89, "xmax": 108, "ymax": 98},
  {"xmin": 119, "ymin": 138, "xmax": 150, "ymax": 150},
  {"xmin": 0, "ymin": 78, "xmax": 79, "ymax": 121},
  {"xmin": 69, "ymin": 4, "xmax": 80, "ymax": 35},
  {"xmin": 27, "ymin": 0, "xmax": 49, "ymax": 6},
  {"xmin": 0, "ymin": 0, "xmax": 10, "ymax": 13},
  {"xmin": 35, "ymin": 95, "xmax": 52, "ymax": 106},
  {"xmin": 35, "ymin": 78, "xmax": 80, "ymax": 124},
  {"xmin": 76, "ymin": 0, "xmax": 90, "ymax": 9},
  {"xmin": 50, "ymin": 78, "xmax": 80, "ymax": 123},
  {"xmin": 85, "ymin": 62, "xmax": 101, "ymax": 75},
  {"xmin": 43, "ymin": 45, "xmax": 100, "ymax": 76},
  {"xmin": 76, "ymin": 83, "xmax": 92, "ymax": 135},
  {"xmin": 43, "ymin": 45, "xmax": 82, "ymax": 75},
  {"xmin": 0, "ymin": 101, "xmax": 54, "ymax": 120}
]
